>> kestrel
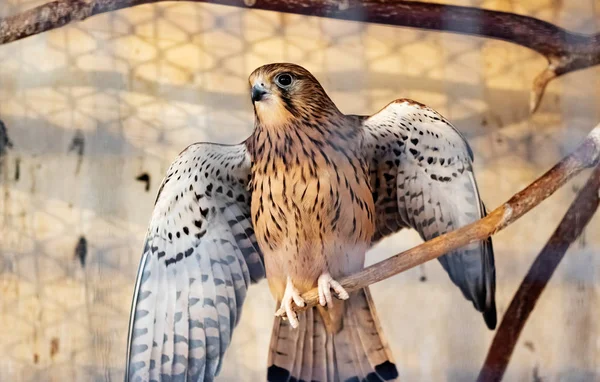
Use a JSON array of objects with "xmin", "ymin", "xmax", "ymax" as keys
[{"xmin": 126, "ymin": 63, "xmax": 496, "ymax": 382}]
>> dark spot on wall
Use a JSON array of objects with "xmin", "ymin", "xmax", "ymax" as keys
[
  {"xmin": 69, "ymin": 129, "xmax": 85, "ymax": 156},
  {"xmin": 419, "ymin": 264, "xmax": 427, "ymax": 282},
  {"xmin": 33, "ymin": 353, "xmax": 39, "ymax": 364},
  {"xmin": 68, "ymin": 129, "xmax": 85, "ymax": 174},
  {"xmin": 50, "ymin": 337, "xmax": 60, "ymax": 360},
  {"xmin": 532, "ymin": 365, "xmax": 543, "ymax": 382},
  {"xmin": 14, "ymin": 157, "xmax": 20, "ymax": 181},
  {"xmin": 136, "ymin": 172, "xmax": 151, "ymax": 192},
  {"xmin": 524, "ymin": 133, "xmax": 535, "ymax": 162},
  {"xmin": 0, "ymin": 120, "xmax": 12, "ymax": 156},
  {"xmin": 524, "ymin": 341, "xmax": 535, "ymax": 352},
  {"xmin": 0, "ymin": 120, "xmax": 13, "ymax": 177},
  {"xmin": 75, "ymin": 236, "xmax": 87, "ymax": 267}
]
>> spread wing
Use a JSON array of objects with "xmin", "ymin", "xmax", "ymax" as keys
[
  {"xmin": 126, "ymin": 142, "xmax": 265, "ymax": 381},
  {"xmin": 361, "ymin": 99, "xmax": 497, "ymax": 329}
]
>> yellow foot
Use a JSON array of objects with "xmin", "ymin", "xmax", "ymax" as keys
[
  {"xmin": 275, "ymin": 277, "xmax": 305, "ymax": 329},
  {"xmin": 318, "ymin": 272, "xmax": 349, "ymax": 307}
]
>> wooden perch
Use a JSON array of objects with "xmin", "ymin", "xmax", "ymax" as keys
[
  {"xmin": 278, "ymin": 123, "xmax": 600, "ymax": 318},
  {"xmin": 1, "ymin": 1, "xmax": 599, "ymax": 112},
  {"xmin": 476, "ymin": 163, "xmax": 600, "ymax": 382}
]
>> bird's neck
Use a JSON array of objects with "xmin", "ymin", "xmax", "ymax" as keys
[
  {"xmin": 247, "ymin": 113, "xmax": 364, "ymax": 188},
  {"xmin": 249, "ymin": 112, "xmax": 357, "ymax": 157}
]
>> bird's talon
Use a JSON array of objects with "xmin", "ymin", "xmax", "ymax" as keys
[
  {"xmin": 317, "ymin": 272, "xmax": 348, "ymax": 307},
  {"xmin": 277, "ymin": 277, "xmax": 304, "ymax": 329}
]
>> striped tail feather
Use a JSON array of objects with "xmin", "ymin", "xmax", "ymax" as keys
[{"xmin": 267, "ymin": 287, "xmax": 399, "ymax": 382}]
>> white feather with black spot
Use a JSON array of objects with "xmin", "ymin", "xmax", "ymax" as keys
[
  {"xmin": 126, "ymin": 142, "xmax": 265, "ymax": 382},
  {"xmin": 362, "ymin": 100, "xmax": 497, "ymax": 329}
]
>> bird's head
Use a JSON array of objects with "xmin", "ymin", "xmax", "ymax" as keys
[{"xmin": 248, "ymin": 63, "xmax": 340, "ymax": 129}]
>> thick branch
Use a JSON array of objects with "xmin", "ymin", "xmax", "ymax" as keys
[
  {"xmin": 279, "ymin": 124, "xmax": 600, "ymax": 317},
  {"xmin": 476, "ymin": 164, "xmax": 600, "ymax": 382},
  {"xmin": 1, "ymin": 1, "xmax": 599, "ymax": 111}
]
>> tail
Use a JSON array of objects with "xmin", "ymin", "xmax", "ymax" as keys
[{"xmin": 267, "ymin": 287, "xmax": 399, "ymax": 381}]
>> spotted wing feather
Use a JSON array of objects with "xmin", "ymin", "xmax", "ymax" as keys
[
  {"xmin": 361, "ymin": 100, "xmax": 497, "ymax": 329},
  {"xmin": 126, "ymin": 142, "xmax": 265, "ymax": 381}
]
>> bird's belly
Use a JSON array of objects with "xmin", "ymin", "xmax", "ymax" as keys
[{"xmin": 251, "ymin": 168, "xmax": 373, "ymax": 295}]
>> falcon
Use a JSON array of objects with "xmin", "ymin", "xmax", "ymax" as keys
[{"xmin": 125, "ymin": 63, "xmax": 496, "ymax": 382}]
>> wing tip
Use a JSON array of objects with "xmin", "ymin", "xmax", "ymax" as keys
[
  {"xmin": 483, "ymin": 234, "xmax": 497, "ymax": 330},
  {"xmin": 483, "ymin": 302, "xmax": 497, "ymax": 330}
]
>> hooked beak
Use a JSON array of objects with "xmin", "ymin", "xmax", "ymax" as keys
[{"xmin": 251, "ymin": 84, "xmax": 268, "ymax": 103}]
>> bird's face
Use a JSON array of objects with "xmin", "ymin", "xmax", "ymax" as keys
[{"xmin": 249, "ymin": 63, "xmax": 337, "ymax": 128}]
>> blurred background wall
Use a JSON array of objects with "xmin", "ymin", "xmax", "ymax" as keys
[{"xmin": 0, "ymin": 0, "xmax": 599, "ymax": 381}]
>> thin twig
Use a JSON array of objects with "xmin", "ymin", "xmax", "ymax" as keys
[
  {"xmin": 1, "ymin": 0, "xmax": 599, "ymax": 111},
  {"xmin": 476, "ymin": 163, "xmax": 600, "ymax": 382},
  {"xmin": 278, "ymin": 124, "xmax": 600, "ymax": 318}
]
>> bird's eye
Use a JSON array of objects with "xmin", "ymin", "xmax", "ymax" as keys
[{"xmin": 276, "ymin": 73, "xmax": 293, "ymax": 87}]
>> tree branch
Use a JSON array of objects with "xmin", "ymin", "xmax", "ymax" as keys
[
  {"xmin": 1, "ymin": 1, "xmax": 599, "ymax": 112},
  {"xmin": 476, "ymin": 163, "xmax": 600, "ymax": 382},
  {"xmin": 279, "ymin": 123, "xmax": 600, "ymax": 318}
]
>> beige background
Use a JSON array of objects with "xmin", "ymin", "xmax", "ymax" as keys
[{"xmin": 0, "ymin": 0, "xmax": 599, "ymax": 381}]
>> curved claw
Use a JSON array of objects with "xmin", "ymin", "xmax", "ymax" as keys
[
  {"xmin": 275, "ymin": 277, "xmax": 305, "ymax": 328},
  {"xmin": 318, "ymin": 272, "xmax": 349, "ymax": 307}
]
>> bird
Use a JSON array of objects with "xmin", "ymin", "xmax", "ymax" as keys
[{"xmin": 125, "ymin": 63, "xmax": 496, "ymax": 382}]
